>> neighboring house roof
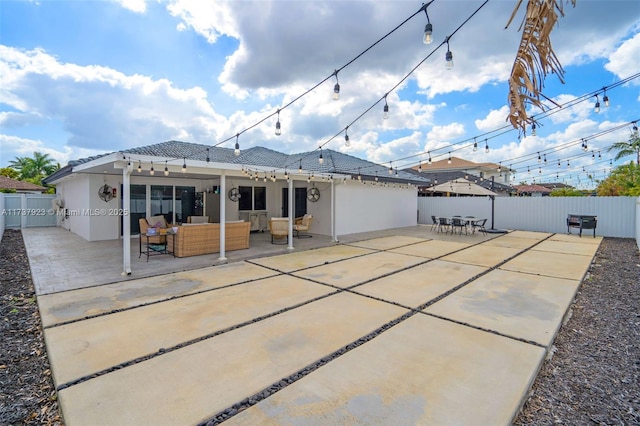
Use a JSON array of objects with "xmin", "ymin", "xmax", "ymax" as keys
[
  {"xmin": 513, "ymin": 184, "xmax": 552, "ymax": 194},
  {"xmin": 412, "ymin": 156, "xmax": 514, "ymax": 173},
  {"xmin": 403, "ymin": 169, "xmax": 513, "ymax": 193},
  {"xmin": 45, "ymin": 140, "xmax": 431, "ymax": 185},
  {"xmin": 536, "ymin": 182, "xmax": 573, "ymax": 190},
  {"xmin": 0, "ymin": 176, "xmax": 47, "ymax": 192}
]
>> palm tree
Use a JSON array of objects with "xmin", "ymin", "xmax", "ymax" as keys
[
  {"xmin": 607, "ymin": 133, "xmax": 640, "ymax": 165},
  {"xmin": 9, "ymin": 152, "xmax": 59, "ymax": 180}
]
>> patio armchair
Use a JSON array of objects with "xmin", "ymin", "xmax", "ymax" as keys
[
  {"xmin": 293, "ymin": 214, "xmax": 313, "ymax": 238},
  {"xmin": 268, "ymin": 217, "xmax": 289, "ymax": 244}
]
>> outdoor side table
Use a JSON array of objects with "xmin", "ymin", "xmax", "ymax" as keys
[{"xmin": 139, "ymin": 231, "xmax": 176, "ymax": 261}]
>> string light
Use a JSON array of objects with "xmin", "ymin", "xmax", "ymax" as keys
[
  {"xmin": 422, "ymin": 2, "xmax": 433, "ymax": 44},
  {"xmin": 447, "ymin": 152, "xmax": 452, "ymax": 164},
  {"xmin": 594, "ymin": 94, "xmax": 600, "ymax": 113},
  {"xmin": 298, "ymin": 160, "xmax": 303, "ymax": 174},
  {"xmin": 603, "ymin": 89, "xmax": 609, "ymax": 107},
  {"xmin": 531, "ymin": 122, "xmax": 537, "ymax": 136},
  {"xmin": 137, "ymin": 161, "xmax": 142, "ymax": 173},
  {"xmin": 344, "ymin": 126, "xmax": 350, "ymax": 147},
  {"xmin": 182, "ymin": 158, "xmax": 187, "ymax": 173},
  {"xmin": 444, "ymin": 36, "xmax": 453, "ymax": 70},
  {"xmin": 332, "ymin": 70, "xmax": 340, "ymax": 100},
  {"xmin": 388, "ymin": 161, "xmax": 393, "ymax": 175},
  {"xmin": 164, "ymin": 160, "xmax": 169, "ymax": 176},
  {"xmin": 275, "ymin": 109, "xmax": 281, "ymax": 136},
  {"xmin": 383, "ymin": 95, "xmax": 389, "ymax": 119},
  {"xmin": 473, "ymin": 138, "xmax": 477, "ymax": 152},
  {"xmin": 149, "ymin": 161, "xmax": 155, "ymax": 175},
  {"xmin": 319, "ymin": 147, "xmax": 324, "ymax": 165},
  {"xmin": 484, "ymin": 139, "xmax": 489, "ymax": 153},
  {"xmin": 234, "ymin": 134, "xmax": 240, "ymax": 156}
]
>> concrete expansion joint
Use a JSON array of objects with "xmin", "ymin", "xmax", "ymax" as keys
[
  {"xmin": 54, "ymin": 289, "xmax": 342, "ymax": 392},
  {"xmin": 423, "ymin": 311, "xmax": 547, "ymax": 348},
  {"xmin": 43, "ymin": 273, "xmax": 284, "ymax": 330},
  {"xmin": 199, "ymin": 310, "xmax": 417, "ymax": 426}
]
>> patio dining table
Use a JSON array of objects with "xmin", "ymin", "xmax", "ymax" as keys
[{"xmin": 435, "ymin": 216, "xmax": 478, "ymax": 234}]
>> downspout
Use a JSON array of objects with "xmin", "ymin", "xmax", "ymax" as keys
[
  {"xmin": 218, "ymin": 171, "xmax": 227, "ymax": 261},
  {"xmin": 122, "ymin": 162, "xmax": 133, "ymax": 275},
  {"xmin": 287, "ymin": 176, "xmax": 294, "ymax": 250}
]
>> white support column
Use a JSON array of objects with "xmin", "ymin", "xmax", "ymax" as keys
[
  {"xmin": 122, "ymin": 163, "xmax": 133, "ymax": 275},
  {"xmin": 287, "ymin": 177, "xmax": 294, "ymax": 250},
  {"xmin": 218, "ymin": 172, "xmax": 227, "ymax": 261},
  {"xmin": 331, "ymin": 178, "xmax": 338, "ymax": 242}
]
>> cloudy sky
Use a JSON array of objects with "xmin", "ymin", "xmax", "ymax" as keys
[{"xmin": 1, "ymin": 0, "xmax": 639, "ymax": 188}]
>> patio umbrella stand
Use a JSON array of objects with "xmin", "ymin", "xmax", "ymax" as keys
[{"xmin": 486, "ymin": 195, "xmax": 508, "ymax": 234}]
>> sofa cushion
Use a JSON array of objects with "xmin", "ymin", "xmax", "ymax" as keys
[{"xmin": 148, "ymin": 215, "xmax": 167, "ymax": 228}]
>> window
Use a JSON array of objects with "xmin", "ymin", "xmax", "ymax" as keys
[
  {"xmin": 238, "ymin": 186, "xmax": 266, "ymax": 211},
  {"xmin": 254, "ymin": 187, "xmax": 266, "ymax": 210}
]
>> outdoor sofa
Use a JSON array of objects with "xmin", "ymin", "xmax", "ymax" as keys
[{"xmin": 167, "ymin": 221, "xmax": 251, "ymax": 257}]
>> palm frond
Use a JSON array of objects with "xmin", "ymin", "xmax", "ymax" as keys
[{"xmin": 506, "ymin": 0, "xmax": 576, "ymax": 134}]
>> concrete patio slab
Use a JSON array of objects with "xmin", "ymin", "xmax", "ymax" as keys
[
  {"xmin": 388, "ymin": 239, "xmax": 472, "ymax": 259},
  {"xmin": 500, "ymin": 248, "xmax": 597, "ymax": 281},
  {"xmin": 506, "ymin": 230, "xmax": 552, "ymax": 240},
  {"xmin": 441, "ymin": 244, "xmax": 522, "ymax": 268},
  {"xmin": 292, "ymin": 251, "xmax": 426, "ymax": 288},
  {"xmin": 45, "ymin": 275, "xmax": 334, "ymax": 386},
  {"xmin": 548, "ymin": 233, "xmax": 602, "ymax": 244},
  {"xmin": 354, "ymin": 260, "xmax": 487, "ymax": 308},
  {"xmin": 533, "ymin": 239, "xmax": 603, "ymax": 256},
  {"xmin": 346, "ymin": 235, "xmax": 427, "ymax": 251},
  {"xmin": 37, "ymin": 261, "xmax": 277, "ymax": 327},
  {"xmin": 249, "ymin": 244, "xmax": 375, "ymax": 272},
  {"xmin": 425, "ymin": 269, "xmax": 581, "ymax": 346},
  {"xmin": 226, "ymin": 314, "xmax": 545, "ymax": 426},
  {"xmin": 57, "ymin": 292, "xmax": 406, "ymax": 426},
  {"xmin": 481, "ymin": 235, "xmax": 541, "ymax": 250}
]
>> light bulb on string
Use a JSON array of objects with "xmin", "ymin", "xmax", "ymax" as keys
[
  {"xmin": 444, "ymin": 37, "xmax": 453, "ymax": 70},
  {"xmin": 234, "ymin": 134, "xmax": 241, "ymax": 156},
  {"xmin": 332, "ymin": 70, "xmax": 340, "ymax": 100},
  {"xmin": 164, "ymin": 161, "xmax": 169, "ymax": 176},
  {"xmin": 344, "ymin": 126, "xmax": 350, "ymax": 147},
  {"xmin": 422, "ymin": 4, "xmax": 433, "ymax": 45},
  {"xmin": 149, "ymin": 161, "xmax": 155, "ymax": 175},
  {"xmin": 275, "ymin": 109, "xmax": 281, "ymax": 136}
]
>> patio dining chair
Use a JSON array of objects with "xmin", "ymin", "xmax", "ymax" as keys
[
  {"xmin": 437, "ymin": 217, "xmax": 451, "ymax": 233},
  {"xmin": 430, "ymin": 215, "xmax": 438, "ymax": 231},
  {"xmin": 451, "ymin": 217, "xmax": 467, "ymax": 235},
  {"xmin": 471, "ymin": 218, "xmax": 487, "ymax": 235}
]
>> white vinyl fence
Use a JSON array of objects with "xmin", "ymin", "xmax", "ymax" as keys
[
  {"xmin": 1, "ymin": 194, "xmax": 57, "ymax": 242},
  {"xmin": 418, "ymin": 196, "xmax": 638, "ymax": 242}
]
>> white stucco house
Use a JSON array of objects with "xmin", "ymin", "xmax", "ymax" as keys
[{"xmin": 44, "ymin": 141, "xmax": 430, "ymax": 271}]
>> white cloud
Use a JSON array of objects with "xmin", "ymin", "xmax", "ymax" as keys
[
  {"xmin": 113, "ymin": 0, "xmax": 146, "ymax": 14},
  {"xmin": 605, "ymin": 31, "xmax": 640, "ymax": 82},
  {"xmin": 475, "ymin": 106, "xmax": 510, "ymax": 131},
  {"xmin": 0, "ymin": 134, "xmax": 102, "ymax": 167},
  {"xmin": 0, "ymin": 46, "xmax": 228, "ymax": 152}
]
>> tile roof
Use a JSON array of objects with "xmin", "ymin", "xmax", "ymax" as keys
[
  {"xmin": 403, "ymin": 169, "xmax": 513, "ymax": 192},
  {"xmin": 0, "ymin": 176, "xmax": 47, "ymax": 192},
  {"xmin": 56, "ymin": 140, "xmax": 431, "ymax": 185},
  {"xmin": 513, "ymin": 184, "xmax": 552, "ymax": 193}
]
